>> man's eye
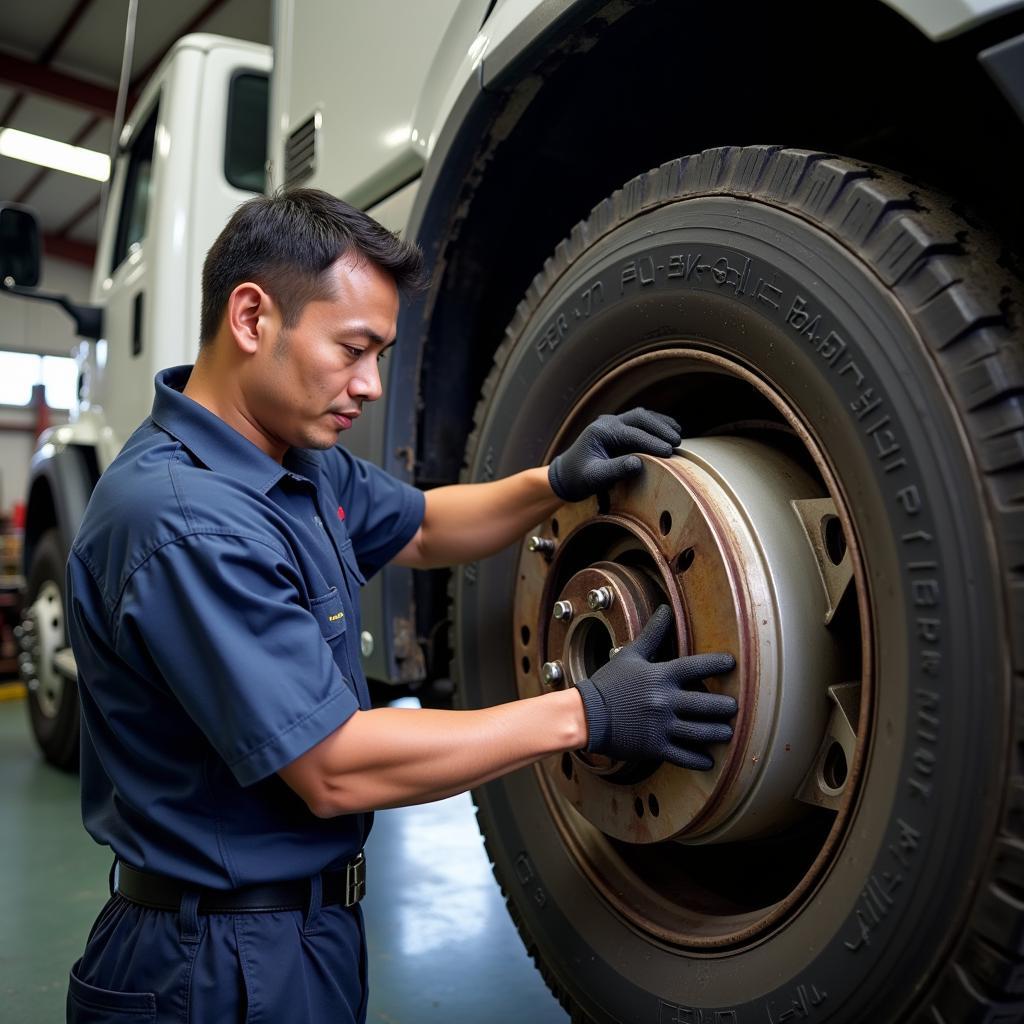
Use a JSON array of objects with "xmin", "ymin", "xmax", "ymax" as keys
[{"xmin": 344, "ymin": 346, "xmax": 363, "ymax": 359}]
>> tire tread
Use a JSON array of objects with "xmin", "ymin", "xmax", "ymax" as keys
[{"xmin": 455, "ymin": 146, "xmax": 1024, "ymax": 1023}]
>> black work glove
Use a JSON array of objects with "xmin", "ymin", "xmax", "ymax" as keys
[
  {"xmin": 576, "ymin": 605, "xmax": 737, "ymax": 770},
  {"xmin": 548, "ymin": 408, "xmax": 683, "ymax": 503}
]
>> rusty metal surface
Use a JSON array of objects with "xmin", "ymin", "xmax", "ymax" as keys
[{"xmin": 509, "ymin": 346, "xmax": 873, "ymax": 949}]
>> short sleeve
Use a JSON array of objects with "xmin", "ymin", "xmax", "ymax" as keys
[
  {"xmin": 115, "ymin": 532, "xmax": 359, "ymax": 786},
  {"xmin": 328, "ymin": 447, "xmax": 425, "ymax": 580}
]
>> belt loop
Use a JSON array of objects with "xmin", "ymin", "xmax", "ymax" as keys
[
  {"xmin": 303, "ymin": 873, "xmax": 323, "ymax": 935},
  {"xmin": 179, "ymin": 889, "xmax": 201, "ymax": 944}
]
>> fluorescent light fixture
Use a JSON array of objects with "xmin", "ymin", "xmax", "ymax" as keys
[{"xmin": 0, "ymin": 127, "xmax": 109, "ymax": 181}]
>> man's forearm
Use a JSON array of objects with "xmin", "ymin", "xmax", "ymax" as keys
[
  {"xmin": 279, "ymin": 687, "xmax": 588, "ymax": 816},
  {"xmin": 396, "ymin": 467, "xmax": 562, "ymax": 568}
]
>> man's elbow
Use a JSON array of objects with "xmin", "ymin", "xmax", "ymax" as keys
[
  {"xmin": 279, "ymin": 750, "xmax": 372, "ymax": 818},
  {"xmin": 301, "ymin": 774, "xmax": 373, "ymax": 818}
]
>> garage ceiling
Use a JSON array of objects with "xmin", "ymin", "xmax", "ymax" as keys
[{"xmin": 0, "ymin": 0, "xmax": 270, "ymax": 270}]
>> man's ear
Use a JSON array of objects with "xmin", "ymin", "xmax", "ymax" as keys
[{"xmin": 226, "ymin": 282, "xmax": 275, "ymax": 355}]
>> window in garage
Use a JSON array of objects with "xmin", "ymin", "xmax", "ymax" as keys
[{"xmin": 0, "ymin": 352, "xmax": 77, "ymax": 409}]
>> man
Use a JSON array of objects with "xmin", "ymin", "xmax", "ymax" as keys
[{"xmin": 66, "ymin": 189, "xmax": 737, "ymax": 1023}]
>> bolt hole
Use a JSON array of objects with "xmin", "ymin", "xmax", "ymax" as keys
[
  {"xmin": 634, "ymin": 797, "xmax": 644, "ymax": 818},
  {"xmin": 521, "ymin": 656, "xmax": 530, "ymax": 674},
  {"xmin": 648, "ymin": 794, "xmax": 660, "ymax": 817},
  {"xmin": 676, "ymin": 548, "xmax": 695, "ymax": 574},
  {"xmin": 561, "ymin": 752, "xmax": 573, "ymax": 780},
  {"xmin": 520, "ymin": 625, "xmax": 530, "ymax": 645},
  {"xmin": 551, "ymin": 518, "xmax": 560, "ymax": 537},
  {"xmin": 659, "ymin": 511, "xmax": 672, "ymax": 535},
  {"xmin": 52, "ymin": 618, "xmax": 59, "ymax": 630},
  {"xmin": 822, "ymin": 515, "xmax": 847, "ymax": 566},
  {"xmin": 823, "ymin": 742, "xmax": 848, "ymax": 790}
]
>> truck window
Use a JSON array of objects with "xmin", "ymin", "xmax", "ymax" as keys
[
  {"xmin": 225, "ymin": 72, "xmax": 269, "ymax": 193},
  {"xmin": 111, "ymin": 106, "xmax": 158, "ymax": 273}
]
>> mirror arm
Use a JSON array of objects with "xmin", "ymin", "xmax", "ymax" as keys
[{"xmin": 0, "ymin": 281, "xmax": 104, "ymax": 341}]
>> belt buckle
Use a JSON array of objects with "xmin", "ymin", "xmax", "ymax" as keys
[{"xmin": 344, "ymin": 852, "xmax": 366, "ymax": 907}]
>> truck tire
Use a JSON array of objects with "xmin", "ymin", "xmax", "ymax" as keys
[
  {"xmin": 22, "ymin": 528, "xmax": 78, "ymax": 770},
  {"xmin": 453, "ymin": 147, "xmax": 1024, "ymax": 1022}
]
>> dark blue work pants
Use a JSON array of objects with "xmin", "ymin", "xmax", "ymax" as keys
[{"xmin": 66, "ymin": 887, "xmax": 368, "ymax": 1023}]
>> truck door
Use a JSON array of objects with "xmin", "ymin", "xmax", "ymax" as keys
[{"xmin": 90, "ymin": 99, "xmax": 160, "ymax": 445}]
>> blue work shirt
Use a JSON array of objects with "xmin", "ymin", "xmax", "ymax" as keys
[{"xmin": 68, "ymin": 365, "xmax": 425, "ymax": 889}]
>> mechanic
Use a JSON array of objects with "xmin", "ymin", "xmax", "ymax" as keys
[{"xmin": 65, "ymin": 189, "xmax": 738, "ymax": 1023}]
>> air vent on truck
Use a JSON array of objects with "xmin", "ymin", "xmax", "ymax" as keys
[{"xmin": 284, "ymin": 111, "xmax": 320, "ymax": 187}]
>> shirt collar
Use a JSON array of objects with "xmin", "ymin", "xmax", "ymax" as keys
[{"xmin": 151, "ymin": 365, "xmax": 322, "ymax": 494}]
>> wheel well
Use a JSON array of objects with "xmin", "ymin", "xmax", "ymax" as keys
[
  {"xmin": 415, "ymin": 0, "xmax": 1024, "ymax": 490},
  {"xmin": 24, "ymin": 477, "xmax": 57, "ymax": 576}
]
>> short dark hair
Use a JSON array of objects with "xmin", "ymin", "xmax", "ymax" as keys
[{"xmin": 199, "ymin": 188, "xmax": 425, "ymax": 345}]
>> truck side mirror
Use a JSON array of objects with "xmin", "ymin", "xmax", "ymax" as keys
[
  {"xmin": 0, "ymin": 204, "xmax": 102, "ymax": 340},
  {"xmin": 0, "ymin": 204, "xmax": 42, "ymax": 288}
]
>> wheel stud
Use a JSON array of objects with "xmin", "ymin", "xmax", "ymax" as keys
[
  {"xmin": 587, "ymin": 586, "xmax": 614, "ymax": 610},
  {"xmin": 541, "ymin": 661, "xmax": 564, "ymax": 685},
  {"xmin": 552, "ymin": 601, "xmax": 574, "ymax": 622},
  {"xmin": 528, "ymin": 536, "xmax": 555, "ymax": 556},
  {"xmin": 609, "ymin": 646, "xmax": 623, "ymax": 658}
]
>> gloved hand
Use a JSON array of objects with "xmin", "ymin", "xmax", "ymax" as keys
[
  {"xmin": 576, "ymin": 605, "xmax": 737, "ymax": 770},
  {"xmin": 548, "ymin": 408, "xmax": 683, "ymax": 503}
]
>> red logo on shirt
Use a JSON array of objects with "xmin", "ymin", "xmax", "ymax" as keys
[{"xmin": 337, "ymin": 506, "xmax": 346, "ymax": 521}]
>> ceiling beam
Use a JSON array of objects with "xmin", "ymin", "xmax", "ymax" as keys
[
  {"xmin": 55, "ymin": 195, "xmax": 100, "ymax": 238},
  {"xmin": 0, "ymin": 56, "xmax": 116, "ymax": 118},
  {"xmin": 0, "ymin": 0, "xmax": 97, "ymax": 129},
  {"xmin": 43, "ymin": 234, "xmax": 95, "ymax": 268},
  {"xmin": 39, "ymin": 0, "xmax": 98, "ymax": 64}
]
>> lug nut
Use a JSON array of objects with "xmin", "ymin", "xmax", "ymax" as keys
[
  {"xmin": 587, "ymin": 586, "xmax": 614, "ymax": 611},
  {"xmin": 541, "ymin": 661, "xmax": 564, "ymax": 685},
  {"xmin": 22, "ymin": 618, "xmax": 35, "ymax": 632},
  {"xmin": 528, "ymin": 536, "xmax": 555, "ymax": 555},
  {"xmin": 27, "ymin": 677, "xmax": 39, "ymax": 692},
  {"xmin": 552, "ymin": 601, "xmax": 574, "ymax": 622},
  {"xmin": 609, "ymin": 646, "xmax": 623, "ymax": 658}
]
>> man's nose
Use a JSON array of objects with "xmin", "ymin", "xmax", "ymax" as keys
[{"xmin": 351, "ymin": 361, "xmax": 383, "ymax": 402}]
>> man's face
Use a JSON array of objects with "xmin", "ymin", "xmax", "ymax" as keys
[{"xmin": 245, "ymin": 256, "xmax": 399, "ymax": 454}]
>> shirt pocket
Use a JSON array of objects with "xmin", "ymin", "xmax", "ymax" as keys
[
  {"xmin": 339, "ymin": 540, "xmax": 367, "ymax": 590},
  {"xmin": 310, "ymin": 588, "xmax": 348, "ymax": 642}
]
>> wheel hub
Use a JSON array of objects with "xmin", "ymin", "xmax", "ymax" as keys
[
  {"xmin": 517, "ymin": 437, "xmax": 851, "ymax": 845},
  {"xmin": 19, "ymin": 581, "xmax": 66, "ymax": 718}
]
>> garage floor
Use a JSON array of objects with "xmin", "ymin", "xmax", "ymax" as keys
[{"xmin": 0, "ymin": 694, "xmax": 570, "ymax": 1023}]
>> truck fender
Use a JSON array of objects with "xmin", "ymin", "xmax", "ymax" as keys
[{"xmin": 24, "ymin": 441, "xmax": 99, "ymax": 575}]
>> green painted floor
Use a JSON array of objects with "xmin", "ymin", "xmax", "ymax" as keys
[{"xmin": 0, "ymin": 696, "xmax": 570, "ymax": 1023}]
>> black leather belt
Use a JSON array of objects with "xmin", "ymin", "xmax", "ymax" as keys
[{"xmin": 115, "ymin": 853, "xmax": 366, "ymax": 913}]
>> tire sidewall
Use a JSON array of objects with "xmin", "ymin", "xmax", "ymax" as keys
[
  {"xmin": 25, "ymin": 528, "xmax": 78, "ymax": 768},
  {"xmin": 455, "ymin": 197, "xmax": 1007, "ymax": 1020}
]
